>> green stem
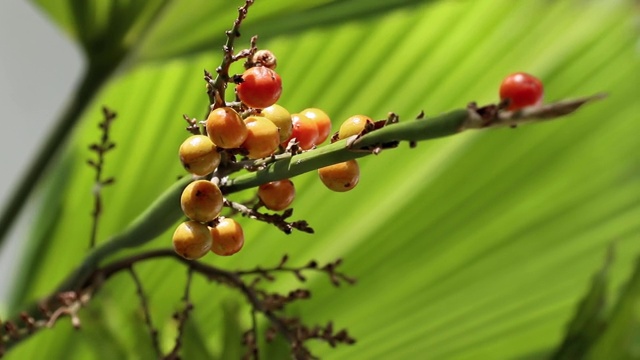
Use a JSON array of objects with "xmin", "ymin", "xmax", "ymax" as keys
[
  {"xmin": 222, "ymin": 109, "xmax": 469, "ymax": 193},
  {"xmin": 0, "ymin": 64, "xmax": 112, "ymax": 247}
]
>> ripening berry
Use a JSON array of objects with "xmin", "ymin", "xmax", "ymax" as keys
[
  {"xmin": 499, "ymin": 72, "xmax": 544, "ymax": 111},
  {"xmin": 206, "ymin": 107, "xmax": 248, "ymax": 149},
  {"xmin": 180, "ymin": 180, "xmax": 224, "ymax": 223},
  {"xmin": 242, "ymin": 116, "xmax": 280, "ymax": 159},
  {"xmin": 301, "ymin": 108, "xmax": 331, "ymax": 145},
  {"xmin": 178, "ymin": 135, "xmax": 220, "ymax": 176},
  {"xmin": 210, "ymin": 218, "xmax": 245, "ymax": 256},
  {"xmin": 172, "ymin": 220, "xmax": 212, "ymax": 260},
  {"xmin": 338, "ymin": 115, "xmax": 372, "ymax": 140},
  {"xmin": 318, "ymin": 159, "xmax": 360, "ymax": 192},
  {"xmin": 288, "ymin": 113, "xmax": 318, "ymax": 150},
  {"xmin": 236, "ymin": 67, "xmax": 282, "ymax": 109},
  {"xmin": 262, "ymin": 104, "xmax": 292, "ymax": 143},
  {"xmin": 258, "ymin": 179, "xmax": 295, "ymax": 211}
]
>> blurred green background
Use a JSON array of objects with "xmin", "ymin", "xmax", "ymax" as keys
[{"xmin": 1, "ymin": 0, "xmax": 639, "ymax": 358}]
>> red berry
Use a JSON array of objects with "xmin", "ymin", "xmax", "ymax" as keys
[
  {"xmin": 288, "ymin": 113, "xmax": 318, "ymax": 150},
  {"xmin": 236, "ymin": 67, "xmax": 282, "ymax": 109},
  {"xmin": 499, "ymin": 72, "xmax": 544, "ymax": 111}
]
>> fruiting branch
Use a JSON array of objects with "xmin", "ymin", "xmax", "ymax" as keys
[
  {"xmin": 4, "ymin": 95, "xmax": 601, "ymax": 319},
  {"xmin": 1, "ymin": 249, "xmax": 355, "ymax": 359}
]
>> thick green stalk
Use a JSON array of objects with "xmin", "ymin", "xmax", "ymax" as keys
[{"xmin": 223, "ymin": 109, "xmax": 469, "ymax": 193}]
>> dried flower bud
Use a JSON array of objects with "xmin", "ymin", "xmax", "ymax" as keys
[{"xmin": 252, "ymin": 49, "xmax": 277, "ymax": 69}]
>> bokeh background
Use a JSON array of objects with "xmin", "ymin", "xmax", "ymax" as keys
[
  {"xmin": 0, "ymin": 0, "xmax": 81, "ymax": 305},
  {"xmin": 1, "ymin": 0, "xmax": 639, "ymax": 359}
]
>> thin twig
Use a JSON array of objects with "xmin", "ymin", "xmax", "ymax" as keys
[
  {"xmin": 87, "ymin": 107, "xmax": 117, "ymax": 248},
  {"xmin": 225, "ymin": 200, "xmax": 314, "ymax": 234},
  {"xmin": 164, "ymin": 268, "xmax": 194, "ymax": 360},
  {"xmin": 129, "ymin": 267, "xmax": 162, "ymax": 359}
]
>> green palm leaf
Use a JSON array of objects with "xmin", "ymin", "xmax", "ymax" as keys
[{"xmin": 2, "ymin": 0, "xmax": 639, "ymax": 359}]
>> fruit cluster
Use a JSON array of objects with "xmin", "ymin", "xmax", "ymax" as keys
[
  {"xmin": 172, "ymin": 41, "xmax": 545, "ymax": 260},
  {"xmin": 172, "ymin": 49, "xmax": 365, "ymax": 260}
]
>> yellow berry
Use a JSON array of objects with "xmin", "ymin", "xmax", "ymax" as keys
[
  {"xmin": 178, "ymin": 135, "xmax": 220, "ymax": 176},
  {"xmin": 206, "ymin": 107, "xmax": 248, "ymax": 148},
  {"xmin": 262, "ymin": 104, "xmax": 292, "ymax": 143},
  {"xmin": 180, "ymin": 180, "xmax": 224, "ymax": 223},
  {"xmin": 338, "ymin": 115, "xmax": 372, "ymax": 140},
  {"xmin": 242, "ymin": 116, "xmax": 280, "ymax": 159},
  {"xmin": 172, "ymin": 220, "xmax": 212, "ymax": 260},
  {"xmin": 210, "ymin": 218, "xmax": 244, "ymax": 256},
  {"xmin": 258, "ymin": 179, "xmax": 295, "ymax": 211},
  {"xmin": 318, "ymin": 159, "xmax": 360, "ymax": 192}
]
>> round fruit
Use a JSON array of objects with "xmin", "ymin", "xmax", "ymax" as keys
[
  {"xmin": 172, "ymin": 220, "xmax": 212, "ymax": 260},
  {"xmin": 289, "ymin": 113, "xmax": 318, "ymax": 150},
  {"xmin": 206, "ymin": 107, "xmax": 248, "ymax": 149},
  {"xmin": 262, "ymin": 104, "xmax": 292, "ymax": 143},
  {"xmin": 258, "ymin": 179, "xmax": 295, "ymax": 211},
  {"xmin": 180, "ymin": 180, "xmax": 224, "ymax": 223},
  {"xmin": 242, "ymin": 116, "xmax": 280, "ymax": 159},
  {"xmin": 236, "ymin": 67, "xmax": 282, "ymax": 109},
  {"xmin": 318, "ymin": 159, "xmax": 360, "ymax": 192},
  {"xmin": 499, "ymin": 72, "xmax": 544, "ymax": 111},
  {"xmin": 338, "ymin": 115, "xmax": 372, "ymax": 140},
  {"xmin": 178, "ymin": 135, "xmax": 220, "ymax": 176},
  {"xmin": 301, "ymin": 108, "xmax": 331, "ymax": 145},
  {"xmin": 210, "ymin": 218, "xmax": 245, "ymax": 256}
]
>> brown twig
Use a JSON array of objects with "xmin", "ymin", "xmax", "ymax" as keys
[
  {"xmin": 164, "ymin": 268, "xmax": 194, "ymax": 360},
  {"xmin": 224, "ymin": 200, "xmax": 314, "ymax": 235},
  {"xmin": 87, "ymin": 107, "xmax": 117, "ymax": 248},
  {"xmin": 129, "ymin": 267, "xmax": 162, "ymax": 359},
  {"xmin": 206, "ymin": 0, "xmax": 257, "ymax": 108}
]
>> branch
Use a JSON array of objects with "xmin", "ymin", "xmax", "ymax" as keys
[{"xmin": 2, "ymin": 249, "xmax": 355, "ymax": 358}]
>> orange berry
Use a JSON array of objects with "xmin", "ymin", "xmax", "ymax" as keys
[
  {"xmin": 258, "ymin": 179, "xmax": 295, "ymax": 211},
  {"xmin": 338, "ymin": 115, "xmax": 372, "ymax": 140},
  {"xmin": 180, "ymin": 180, "xmax": 224, "ymax": 223},
  {"xmin": 301, "ymin": 108, "xmax": 331, "ymax": 145},
  {"xmin": 206, "ymin": 107, "xmax": 248, "ymax": 148},
  {"xmin": 210, "ymin": 218, "xmax": 245, "ymax": 256},
  {"xmin": 318, "ymin": 159, "xmax": 360, "ymax": 192},
  {"xmin": 289, "ymin": 113, "xmax": 318, "ymax": 150},
  {"xmin": 262, "ymin": 104, "xmax": 293, "ymax": 143},
  {"xmin": 172, "ymin": 220, "xmax": 212, "ymax": 260},
  {"xmin": 242, "ymin": 116, "xmax": 280, "ymax": 159},
  {"xmin": 178, "ymin": 135, "xmax": 220, "ymax": 176}
]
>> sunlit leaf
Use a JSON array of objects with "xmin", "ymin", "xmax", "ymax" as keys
[{"xmin": 4, "ymin": 0, "xmax": 639, "ymax": 359}]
